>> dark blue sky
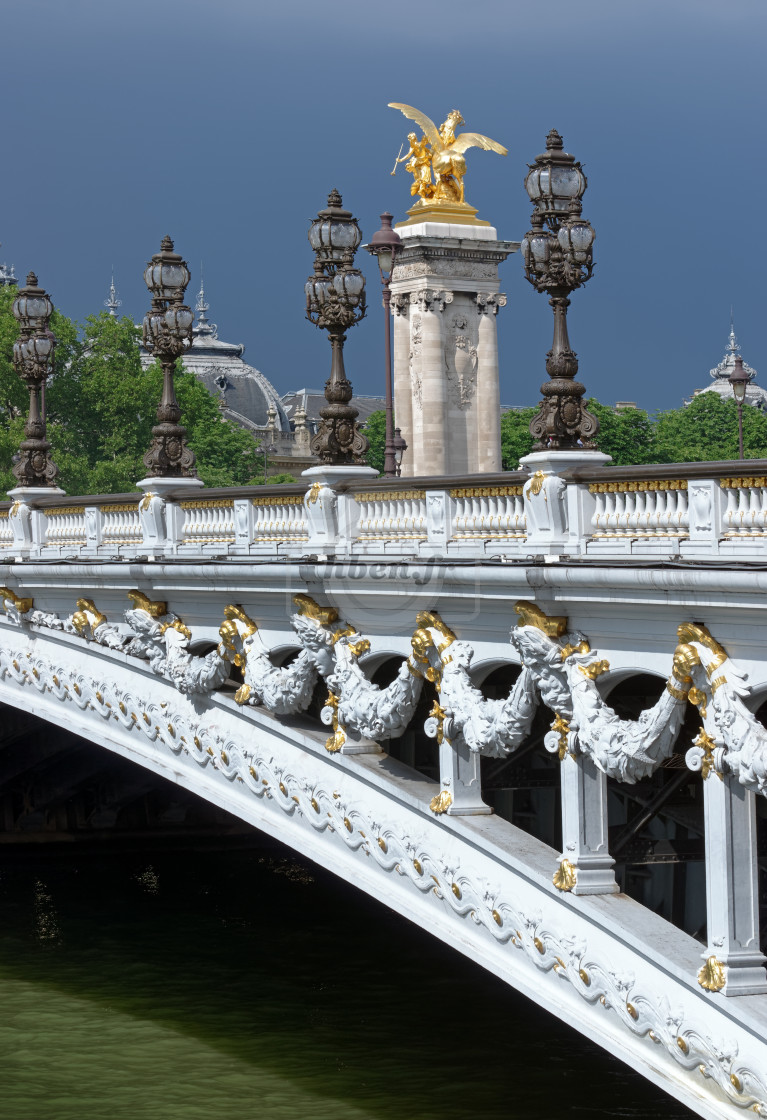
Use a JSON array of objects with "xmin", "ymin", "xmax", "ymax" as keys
[{"xmin": 3, "ymin": 0, "xmax": 765, "ymax": 412}]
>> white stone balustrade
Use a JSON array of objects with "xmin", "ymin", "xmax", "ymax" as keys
[
  {"xmin": 99, "ymin": 501, "xmax": 142, "ymax": 548},
  {"xmin": 450, "ymin": 484, "xmax": 526, "ymax": 539},
  {"xmin": 589, "ymin": 480, "xmax": 689, "ymax": 538},
  {"xmin": 720, "ymin": 475, "xmax": 767, "ymax": 536},
  {"xmin": 42, "ymin": 505, "xmax": 88, "ymax": 548},
  {"xmin": 0, "ymin": 511, "xmax": 12, "ymax": 550},
  {"xmin": 180, "ymin": 499, "xmax": 236, "ymax": 546},
  {"xmin": 251, "ymin": 495, "xmax": 308, "ymax": 544},
  {"xmin": 354, "ymin": 489, "xmax": 427, "ymax": 543},
  {"xmin": 2, "ymin": 463, "xmax": 767, "ymax": 560}
]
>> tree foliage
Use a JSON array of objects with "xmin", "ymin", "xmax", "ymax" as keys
[
  {"xmin": 362, "ymin": 409, "xmax": 386, "ymax": 476},
  {"xmin": 500, "ymin": 408, "xmax": 537, "ymax": 471}
]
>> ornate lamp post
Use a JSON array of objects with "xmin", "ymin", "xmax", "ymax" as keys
[
  {"xmin": 141, "ymin": 236, "xmax": 197, "ymax": 478},
  {"xmin": 366, "ymin": 212, "xmax": 403, "ymax": 477},
  {"xmin": 729, "ymin": 355, "xmax": 749, "ymax": 461},
  {"xmin": 522, "ymin": 130, "xmax": 598, "ymax": 450},
  {"xmin": 305, "ymin": 190, "xmax": 368, "ymax": 465},
  {"xmin": 11, "ymin": 272, "xmax": 59, "ymax": 488}
]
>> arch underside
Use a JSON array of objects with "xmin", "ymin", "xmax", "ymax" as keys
[{"xmin": 0, "ymin": 621, "xmax": 765, "ymax": 1120}]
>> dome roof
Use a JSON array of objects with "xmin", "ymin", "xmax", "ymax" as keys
[
  {"xmin": 695, "ymin": 319, "xmax": 767, "ymax": 410},
  {"xmin": 140, "ymin": 278, "xmax": 290, "ymax": 433}
]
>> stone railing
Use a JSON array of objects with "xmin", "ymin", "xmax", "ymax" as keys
[{"xmin": 2, "ymin": 459, "xmax": 767, "ymax": 560}]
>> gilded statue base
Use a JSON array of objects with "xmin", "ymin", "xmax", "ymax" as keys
[{"xmin": 395, "ymin": 200, "xmax": 491, "ymax": 229}]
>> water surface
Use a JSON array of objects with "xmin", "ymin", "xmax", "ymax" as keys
[{"xmin": 0, "ymin": 844, "xmax": 697, "ymax": 1120}]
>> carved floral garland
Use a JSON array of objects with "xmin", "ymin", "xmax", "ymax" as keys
[{"xmin": 0, "ymin": 635, "xmax": 763, "ymax": 1117}]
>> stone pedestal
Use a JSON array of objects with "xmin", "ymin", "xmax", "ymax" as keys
[{"xmin": 390, "ymin": 224, "xmax": 518, "ymax": 478}]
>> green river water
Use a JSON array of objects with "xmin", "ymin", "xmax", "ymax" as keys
[{"xmin": 0, "ymin": 842, "xmax": 696, "ymax": 1120}]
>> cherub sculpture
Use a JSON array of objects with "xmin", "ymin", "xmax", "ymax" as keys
[{"xmin": 389, "ymin": 104, "xmax": 507, "ymax": 206}]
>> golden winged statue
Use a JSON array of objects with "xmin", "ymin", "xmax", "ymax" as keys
[{"xmin": 389, "ymin": 103, "xmax": 507, "ymax": 218}]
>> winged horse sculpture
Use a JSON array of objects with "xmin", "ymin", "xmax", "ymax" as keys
[{"xmin": 389, "ymin": 103, "xmax": 507, "ymax": 206}]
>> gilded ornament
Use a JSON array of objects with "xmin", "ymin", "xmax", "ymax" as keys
[
  {"xmin": 71, "ymin": 597, "xmax": 108, "ymax": 635},
  {"xmin": 311, "ymin": 798, "xmax": 319, "ymax": 812},
  {"xmin": 560, "ymin": 639, "xmax": 591, "ymax": 661},
  {"xmin": 0, "ymin": 587, "xmax": 34, "ymax": 614},
  {"xmin": 688, "ymin": 687, "xmax": 708, "ymax": 720},
  {"xmin": 306, "ymin": 482, "xmax": 322, "ymax": 505},
  {"xmin": 578, "ymin": 969, "xmax": 590, "ymax": 986},
  {"xmin": 698, "ymin": 956, "xmax": 726, "ymax": 992},
  {"xmin": 677, "ymin": 1037, "xmax": 689, "ymax": 1055},
  {"xmin": 525, "ymin": 471, "xmax": 546, "ymax": 498},
  {"xmin": 279, "ymin": 782, "xmax": 287, "ymax": 795},
  {"xmin": 159, "ymin": 618, "xmax": 193, "ymax": 642},
  {"xmin": 514, "ymin": 600, "xmax": 568, "ymax": 638},
  {"xmin": 578, "ymin": 659, "xmax": 610, "ymax": 680},
  {"xmin": 451, "ymin": 883, "xmax": 462, "ymax": 899},
  {"xmin": 551, "ymin": 713, "xmax": 571, "ymax": 761},
  {"xmin": 139, "ymin": 492, "xmax": 154, "ymax": 512},
  {"xmin": 167, "ymin": 723, "xmax": 175, "ymax": 737},
  {"xmin": 428, "ymin": 699, "xmax": 448, "ymax": 745},
  {"xmin": 413, "ymin": 859, "xmax": 422, "ymax": 875},
  {"xmin": 626, "ymin": 1002, "xmax": 638, "ymax": 1020},
  {"xmin": 194, "ymin": 736, "xmax": 202, "ymax": 750},
  {"xmin": 693, "ymin": 729, "xmax": 722, "ymax": 781},
  {"xmin": 732, "ymin": 1074, "xmax": 743, "ymax": 1092},
  {"xmin": 666, "ymin": 682, "xmax": 689, "ymax": 702},
  {"xmin": 235, "ymin": 683, "xmax": 251, "ymax": 706},
  {"xmin": 293, "ymin": 593, "xmax": 338, "ymax": 627},
  {"xmin": 676, "ymin": 623, "xmax": 728, "ymax": 676},
  {"xmin": 552, "ymin": 858, "xmax": 577, "ymax": 892},
  {"xmin": 493, "ymin": 910, "xmax": 503, "ymax": 927},
  {"xmin": 344, "ymin": 817, "xmax": 352, "ymax": 832},
  {"xmin": 127, "ymin": 589, "xmax": 167, "ymax": 618},
  {"xmin": 415, "ymin": 609, "xmax": 457, "ymax": 652},
  {"xmin": 378, "ymin": 837, "xmax": 388, "ymax": 853},
  {"xmin": 534, "ymin": 937, "xmax": 545, "ymax": 953},
  {"xmin": 429, "ymin": 789, "xmax": 453, "ymax": 815},
  {"xmin": 389, "ymin": 103, "xmax": 507, "ymax": 221}
]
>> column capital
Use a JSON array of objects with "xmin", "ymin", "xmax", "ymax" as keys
[
  {"xmin": 391, "ymin": 293, "xmax": 410, "ymax": 316},
  {"xmin": 410, "ymin": 288, "xmax": 453, "ymax": 313},
  {"xmin": 476, "ymin": 292, "xmax": 507, "ymax": 316}
]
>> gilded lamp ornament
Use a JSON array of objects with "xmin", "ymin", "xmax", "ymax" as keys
[
  {"xmin": 305, "ymin": 191, "xmax": 369, "ymax": 465},
  {"xmin": 522, "ymin": 130, "xmax": 599, "ymax": 450},
  {"xmin": 11, "ymin": 272, "xmax": 59, "ymax": 487},
  {"xmin": 141, "ymin": 236, "xmax": 197, "ymax": 478}
]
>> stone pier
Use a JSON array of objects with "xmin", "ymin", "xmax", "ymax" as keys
[{"xmin": 390, "ymin": 222, "xmax": 518, "ymax": 478}]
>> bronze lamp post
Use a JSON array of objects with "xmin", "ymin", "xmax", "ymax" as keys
[
  {"xmin": 12, "ymin": 272, "xmax": 59, "ymax": 488},
  {"xmin": 141, "ymin": 236, "xmax": 197, "ymax": 478},
  {"xmin": 522, "ymin": 130, "xmax": 598, "ymax": 450},
  {"xmin": 729, "ymin": 355, "xmax": 748, "ymax": 461},
  {"xmin": 305, "ymin": 190, "xmax": 368, "ymax": 465}
]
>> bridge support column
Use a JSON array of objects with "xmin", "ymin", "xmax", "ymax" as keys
[
  {"xmin": 440, "ymin": 737, "xmax": 491, "ymax": 816},
  {"xmin": 703, "ymin": 772, "xmax": 767, "ymax": 995},
  {"xmin": 559, "ymin": 752, "xmax": 617, "ymax": 895}
]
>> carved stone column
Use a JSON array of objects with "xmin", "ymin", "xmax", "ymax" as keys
[
  {"xmin": 391, "ymin": 295, "xmax": 413, "ymax": 477},
  {"xmin": 476, "ymin": 294, "xmax": 506, "ymax": 473},
  {"xmin": 701, "ymin": 772, "xmax": 767, "ymax": 995},
  {"xmin": 413, "ymin": 288, "xmax": 451, "ymax": 477},
  {"xmin": 390, "ymin": 226, "xmax": 518, "ymax": 478}
]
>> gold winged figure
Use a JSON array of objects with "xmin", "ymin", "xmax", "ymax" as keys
[{"xmin": 389, "ymin": 103, "xmax": 507, "ymax": 210}]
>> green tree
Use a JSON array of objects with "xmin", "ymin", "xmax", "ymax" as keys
[
  {"xmin": 586, "ymin": 399, "xmax": 656, "ymax": 465},
  {"xmin": 500, "ymin": 407, "xmax": 537, "ymax": 471},
  {"xmin": 653, "ymin": 392, "xmax": 767, "ymax": 463},
  {"xmin": 362, "ymin": 409, "xmax": 386, "ymax": 476}
]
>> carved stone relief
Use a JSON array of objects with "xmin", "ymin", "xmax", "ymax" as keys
[
  {"xmin": 410, "ymin": 314, "xmax": 423, "ymax": 409},
  {"xmin": 444, "ymin": 313, "xmax": 478, "ymax": 409}
]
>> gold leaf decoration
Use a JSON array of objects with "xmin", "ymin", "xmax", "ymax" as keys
[
  {"xmin": 697, "ymin": 956, "xmax": 726, "ymax": 992},
  {"xmin": 552, "ymin": 858, "xmax": 577, "ymax": 892},
  {"xmin": 429, "ymin": 789, "xmax": 453, "ymax": 815}
]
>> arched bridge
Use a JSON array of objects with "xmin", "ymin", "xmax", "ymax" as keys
[{"xmin": 1, "ymin": 460, "xmax": 767, "ymax": 1119}]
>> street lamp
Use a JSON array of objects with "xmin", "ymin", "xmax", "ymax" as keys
[
  {"xmin": 141, "ymin": 236, "xmax": 197, "ymax": 478},
  {"xmin": 365, "ymin": 212, "xmax": 402, "ymax": 477},
  {"xmin": 729, "ymin": 355, "xmax": 749, "ymax": 461},
  {"xmin": 522, "ymin": 130, "xmax": 599, "ymax": 450},
  {"xmin": 306, "ymin": 190, "xmax": 369, "ymax": 465},
  {"xmin": 393, "ymin": 427, "xmax": 407, "ymax": 477},
  {"xmin": 11, "ymin": 272, "xmax": 59, "ymax": 487}
]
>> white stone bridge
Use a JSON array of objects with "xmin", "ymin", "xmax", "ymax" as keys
[{"xmin": 1, "ymin": 459, "xmax": 767, "ymax": 1119}]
